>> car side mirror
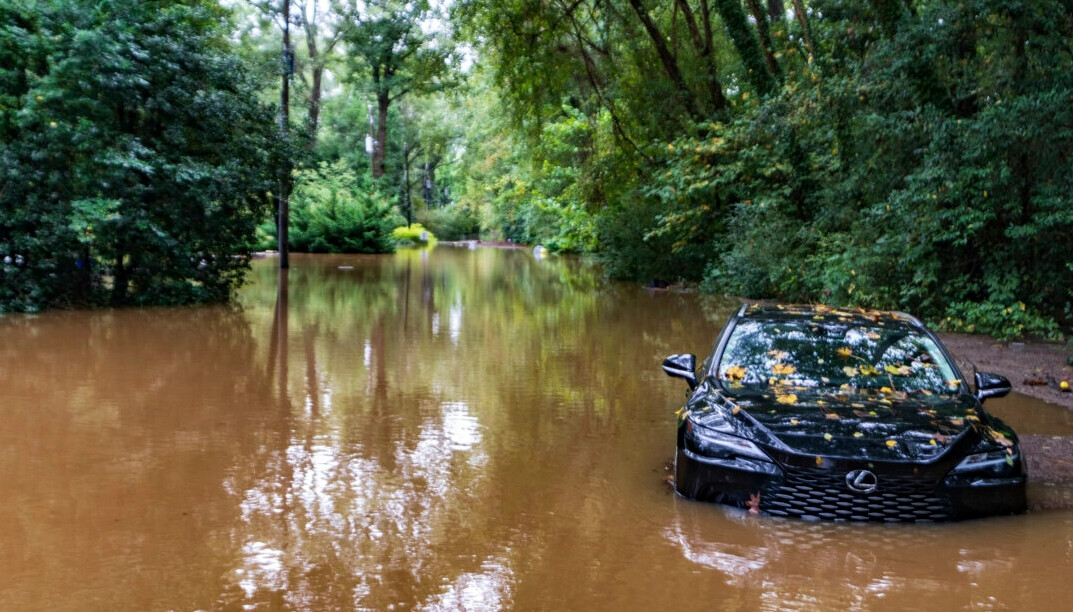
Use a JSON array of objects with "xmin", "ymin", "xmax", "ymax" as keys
[
  {"xmin": 663, "ymin": 353, "xmax": 697, "ymax": 390},
  {"xmin": 975, "ymin": 371, "xmax": 1011, "ymax": 402}
]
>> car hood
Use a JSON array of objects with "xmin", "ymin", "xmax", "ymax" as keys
[{"xmin": 716, "ymin": 388, "xmax": 991, "ymax": 462}]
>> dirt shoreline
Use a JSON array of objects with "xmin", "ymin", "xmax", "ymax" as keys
[{"xmin": 937, "ymin": 332, "xmax": 1073, "ymax": 410}]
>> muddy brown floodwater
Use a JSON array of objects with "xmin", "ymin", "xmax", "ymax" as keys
[{"xmin": 1, "ymin": 248, "xmax": 1072, "ymax": 611}]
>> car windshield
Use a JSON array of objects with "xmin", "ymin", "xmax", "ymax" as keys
[{"xmin": 716, "ymin": 319, "xmax": 960, "ymax": 394}]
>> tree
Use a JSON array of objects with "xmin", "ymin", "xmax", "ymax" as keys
[
  {"xmin": 0, "ymin": 0, "xmax": 280, "ymax": 311},
  {"xmin": 345, "ymin": 0, "xmax": 454, "ymax": 179}
]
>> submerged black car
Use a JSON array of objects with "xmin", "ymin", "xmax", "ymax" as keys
[{"xmin": 663, "ymin": 304, "xmax": 1027, "ymax": 522}]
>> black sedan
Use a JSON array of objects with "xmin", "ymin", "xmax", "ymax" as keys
[{"xmin": 663, "ymin": 304, "xmax": 1027, "ymax": 522}]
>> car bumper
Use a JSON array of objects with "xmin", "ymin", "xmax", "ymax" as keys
[{"xmin": 675, "ymin": 446, "xmax": 1027, "ymax": 521}]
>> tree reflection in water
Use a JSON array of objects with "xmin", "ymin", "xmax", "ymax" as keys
[
  {"xmin": 3, "ymin": 247, "xmax": 1067, "ymax": 609},
  {"xmin": 221, "ymin": 250, "xmax": 604, "ymax": 609}
]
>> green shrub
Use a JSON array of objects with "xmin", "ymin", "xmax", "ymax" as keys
[
  {"xmin": 265, "ymin": 162, "xmax": 401, "ymax": 254},
  {"xmin": 392, "ymin": 223, "xmax": 437, "ymax": 246}
]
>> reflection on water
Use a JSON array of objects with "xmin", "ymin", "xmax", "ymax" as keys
[{"xmin": 0, "ymin": 248, "xmax": 1071, "ymax": 610}]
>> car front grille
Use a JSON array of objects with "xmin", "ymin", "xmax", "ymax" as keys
[{"xmin": 760, "ymin": 464, "xmax": 952, "ymax": 523}]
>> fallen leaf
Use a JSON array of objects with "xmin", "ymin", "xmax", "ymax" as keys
[
  {"xmin": 885, "ymin": 440, "xmax": 897, "ymax": 447},
  {"xmin": 825, "ymin": 413, "xmax": 840, "ymax": 420},
  {"xmin": 771, "ymin": 362, "xmax": 796, "ymax": 376},
  {"xmin": 724, "ymin": 365, "xmax": 747, "ymax": 381},
  {"xmin": 824, "ymin": 433, "xmax": 833, "ymax": 441},
  {"xmin": 776, "ymin": 394, "xmax": 798, "ymax": 405}
]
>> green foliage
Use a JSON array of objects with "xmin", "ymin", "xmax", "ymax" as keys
[
  {"xmin": 418, "ymin": 205, "xmax": 480, "ymax": 241},
  {"xmin": 392, "ymin": 223, "xmax": 437, "ymax": 245},
  {"xmin": 0, "ymin": 0, "xmax": 279, "ymax": 311},
  {"xmin": 280, "ymin": 162, "xmax": 400, "ymax": 254}
]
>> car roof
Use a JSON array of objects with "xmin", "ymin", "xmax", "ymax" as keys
[{"xmin": 739, "ymin": 303, "xmax": 925, "ymax": 329}]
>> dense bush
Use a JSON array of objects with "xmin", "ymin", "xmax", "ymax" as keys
[
  {"xmin": 392, "ymin": 223, "xmax": 437, "ymax": 246},
  {"xmin": 0, "ymin": 0, "xmax": 279, "ymax": 311},
  {"xmin": 279, "ymin": 162, "xmax": 400, "ymax": 254}
]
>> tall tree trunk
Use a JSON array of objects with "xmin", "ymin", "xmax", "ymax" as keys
[
  {"xmin": 373, "ymin": 90, "xmax": 389, "ymax": 178},
  {"xmin": 112, "ymin": 252, "xmax": 128, "ymax": 305},
  {"xmin": 790, "ymin": 0, "xmax": 814, "ymax": 58},
  {"xmin": 746, "ymin": 0, "xmax": 781, "ymax": 76},
  {"xmin": 627, "ymin": 0, "xmax": 701, "ymax": 119},
  {"xmin": 306, "ymin": 36, "xmax": 322, "ymax": 134},
  {"xmin": 713, "ymin": 0, "xmax": 774, "ymax": 96},
  {"xmin": 767, "ymin": 0, "xmax": 785, "ymax": 21},
  {"xmin": 675, "ymin": 0, "xmax": 728, "ymax": 112},
  {"xmin": 278, "ymin": 0, "xmax": 291, "ymax": 269}
]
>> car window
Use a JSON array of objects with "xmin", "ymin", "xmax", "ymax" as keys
[{"xmin": 716, "ymin": 319, "xmax": 960, "ymax": 394}]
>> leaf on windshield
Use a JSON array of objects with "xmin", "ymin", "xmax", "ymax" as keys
[
  {"xmin": 867, "ymin": 332, "xmax": 881, "ymax": 340},
  {"xmin": 767, "ymin": 349, "xmax": 789, "ymax": 360},
  {"xmin": 853, "ymin": 431, "xmax": 864, "ymax": 438},
  {"xmin": 823, "ymin": 433, "xmax": 833, "ymax": 441},
  {"xmin": 843, "ymin": 366, "xmax": 858, "ymax": 377},
  {"xmin": 884, "ymin": 364, "xmax": 911, "ymax": 375},
  {"xmin": 771, "ymin": 362, "xmax": 796, "ymax": 376},
  {"xmin": 879, "ymin": 386, "xmax": 893, "ymax": 394},
  {"xmin": 776, "ymin": 393, "xmax": 798, "ymax": 404},
  {"xmin": 837, "ymin": 347, "xmax": 853, "ymax": 358},
  {"xmin": 825, "ymin": 412, "xmax": 839, "ymax": 420},
  {"xmin": 885, "ymin": 440, "xmax": 897, "ymax": 447},
  {"xmin": 859, "ymin": 365, "xmax": 880, "ymax": 376},
  {"xmin": 724, "ymin": 365, "xmax": 747, "ymax": 381}
]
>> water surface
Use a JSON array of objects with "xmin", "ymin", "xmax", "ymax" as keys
[{"xmin": 1, "ymin": 248, "xmax": 1070, "ymax": 610}]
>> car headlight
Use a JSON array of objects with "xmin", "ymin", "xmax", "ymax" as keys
[
  {"xmin": 950, "ymin": 449, "xmax": 1019, "ymax": 475},
  {"xmin": 685, "ymin": 420, "xmax": 772, "ymax": 462}
]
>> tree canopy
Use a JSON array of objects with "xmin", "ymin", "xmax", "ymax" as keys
[
  {"xmin": 1, "ymin": 0, "xmax": 279, "ymax": 310},
  {"xmin": 3, "ymin": 0, "xmax": 1073, "ymax": 338}
]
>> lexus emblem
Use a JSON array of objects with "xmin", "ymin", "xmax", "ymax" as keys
[{"xmin": 846, "ymin": 469, "xmax": 878, "ymax": 493}]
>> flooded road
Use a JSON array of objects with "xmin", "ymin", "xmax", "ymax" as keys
[{"xmin": 1, "ymin": 247, "xmax": 1071, "ymax": 611}]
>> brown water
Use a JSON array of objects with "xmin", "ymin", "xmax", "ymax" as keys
[{"xmin": 1, "ymin": 248, "xmax": 1071, "ymax": 611}]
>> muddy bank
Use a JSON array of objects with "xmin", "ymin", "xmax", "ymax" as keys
[{"xmin": 938, "ymin": 332, "xmax": 1073, "ymax": 409}]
